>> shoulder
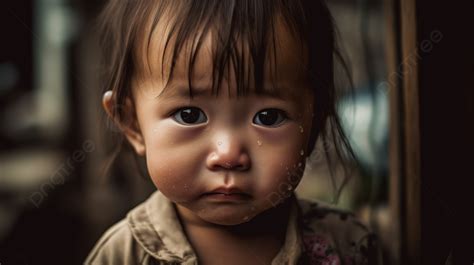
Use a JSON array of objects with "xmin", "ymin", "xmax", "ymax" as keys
[
  {"xmin": 84, "ymin": 204, "xmax": 153, "ymax": 265},
  {"xmin": 298, "ymin": 198, "xmax": 370, "ymax": 239},
  {"xmin": 297, "ymin": 198, "xmax": 382, "ymax": 265}
]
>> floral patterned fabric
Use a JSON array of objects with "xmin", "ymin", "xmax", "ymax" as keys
[{"xmin": 297, "ymin": 199, "xmax": 381, "ymax": 265}]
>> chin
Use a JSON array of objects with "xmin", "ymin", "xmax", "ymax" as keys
[{"xmin": 198, "ymin": 210, "xmax": 257, "ymax": 226}]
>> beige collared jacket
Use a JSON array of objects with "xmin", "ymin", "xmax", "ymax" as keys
[{"xmin": 85, "ymin": 191, "xmax": 381, "ymax": 265}]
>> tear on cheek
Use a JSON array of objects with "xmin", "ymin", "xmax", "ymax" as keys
[{"xmin": 266, "ymin": 167, "xmax": 304, "ymax": 207}]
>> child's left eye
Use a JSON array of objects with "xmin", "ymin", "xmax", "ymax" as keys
[
  {"xmin": 253, "ymin": 108, "xmax": 288, "ymax": 127},
  {"xmin": 172, "ymin": 107, "xmax": 208, "ymax": 125}
]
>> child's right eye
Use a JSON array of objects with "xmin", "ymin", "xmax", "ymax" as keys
[{"xmin": 172, "ymin": 107, "xmax": 208, "ymax": 125}]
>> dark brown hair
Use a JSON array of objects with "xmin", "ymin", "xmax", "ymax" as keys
[{"xmin": 98, "ymin": 0, "xmax": 356, "ymax": 201}]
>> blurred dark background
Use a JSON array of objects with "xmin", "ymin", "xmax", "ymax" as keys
[
  {"xmin": 0, "ymin": 1, "xmax": 156, "ymax": 264},
  {"xmin": 0, "ymin": 0, "xmax": 472, "ymax": 265}
]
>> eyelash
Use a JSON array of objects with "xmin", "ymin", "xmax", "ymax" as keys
[
  {"xmin": 171, "ymin": 106, "xmax": 208, "ymax": 125},
  {"xmin": 170, "ymin": 106, "xmax": 289, "ymax": 127},
  {"xmin": 253, "ymin": 108, "xmax": 289, "ymax": 127}
]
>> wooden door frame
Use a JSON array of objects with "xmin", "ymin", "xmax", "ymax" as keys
[{"xmin": 387, "ymin": 0, "xmax": 473, "ymax": 264}]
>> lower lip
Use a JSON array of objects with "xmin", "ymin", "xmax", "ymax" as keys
[{"xmin": 202, "ymin": 193, "xmax": 251, "ymax": 202}]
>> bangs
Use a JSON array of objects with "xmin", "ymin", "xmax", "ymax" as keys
[{"xmin": 136, "ymin": 0, "xmax": 309, "ymax": 99}]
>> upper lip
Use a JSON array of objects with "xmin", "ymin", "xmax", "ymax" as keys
[{"xmin": 205, "ymin": 187, "xmax": 249, "ymax": 196}]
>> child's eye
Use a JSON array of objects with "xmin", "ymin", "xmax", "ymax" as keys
[
  {"xmin": 253, "ymin": 108, "xmax": 287, "ymax": 127},
  {"xmin": 172, "ymin": 107, "xmax": 208, "ymax": 125}
]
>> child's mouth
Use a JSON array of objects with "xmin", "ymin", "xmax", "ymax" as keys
[{"xmin": 202, "ymin": 187, "xmax": 252, "ymax": 202}]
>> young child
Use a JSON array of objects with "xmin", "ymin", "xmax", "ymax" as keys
[{"xmin": 86, "ymin": 0, "xmax": 381, "ymax": 264}]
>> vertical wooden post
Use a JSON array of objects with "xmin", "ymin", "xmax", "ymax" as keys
[
  {"xmin": 384, "ymin": 0, "xmax": 402, "ymax": 263},
  {"xmin": 386, "ymin": 0, "xmax": 421, "ymax": 264},
  {"xmin": 399, "ymin": 0, "xmax": 421, "ymax": 264}
]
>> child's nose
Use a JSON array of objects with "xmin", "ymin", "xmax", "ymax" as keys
[{"xmin": 206, "ymin": 135, "xmax": 251, "ymax": 171}]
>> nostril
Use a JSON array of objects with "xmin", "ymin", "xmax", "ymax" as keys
[
  {"xmin": 235, "ymin": 164, "xmax": 249, "ymax": 171},
  {"xmin": 209, "ymin": 159, "xmax": 250, "ymax": 171},
  {"xmin": 232, "ymin": 160, "xmax": 251, "ymax": 171}
]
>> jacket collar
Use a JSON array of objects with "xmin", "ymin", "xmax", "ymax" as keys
[{"xmin": 127, "ymin": 191, "xmax": 303, "ymax": 264}]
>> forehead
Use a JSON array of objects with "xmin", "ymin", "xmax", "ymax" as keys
[{"xmin": 132, "ymin": 9, "xmax": 310, "ymax": 99}]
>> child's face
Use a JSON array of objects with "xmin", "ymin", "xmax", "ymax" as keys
[{"xmin": 117, "ymin": 18, "xmax": 314, "ymax": 225}]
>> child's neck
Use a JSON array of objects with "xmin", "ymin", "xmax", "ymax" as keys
[{"xmin": 175, "ymin": 199, "xmax": 292, "ymax": 265}]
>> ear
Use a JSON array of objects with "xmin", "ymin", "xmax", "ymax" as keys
[{"xmin": 102, "ymin": 90, "xmax": 146, "ymax": 156}]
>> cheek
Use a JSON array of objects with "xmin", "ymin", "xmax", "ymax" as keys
[
  {"xmin": 146, "ymin": 156, "xmax": 190, "ymax": 201},
  {"xmin": 253, "ymin": 128, "xmax": 309, "ymax": 201},
  {"xmin": 257, "ymin": 152, "xmax": 305, "ymax": 195},
  {"xmin": 143, "ymin": 124, "xmax": 204, "ymax": 202}
]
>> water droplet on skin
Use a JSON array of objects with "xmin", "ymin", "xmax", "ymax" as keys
[
  {"xmin": 300, "ymin": 150, "xmax": 305, "ymax": 156},
  {"xmin": 287, "ymin": 186, "xmax": 293, "ymax": 191},
  {"xmin": 298, "ymin": 162, "xmax": 302, "ymax": 167},
  {"xmin": 217, "ymin": 141, "xmax": 222, "ymax": 145},
  {"xmin": 257, "ymin": 140, "xmax": 262, "ymax": 146},
  {"xmin": 243, "ymin": 216, "xmax": 249, "ymax": 221},
  {"xmin": 299, "ymin": 125, "xmax": 304, "ymax": 133}
]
